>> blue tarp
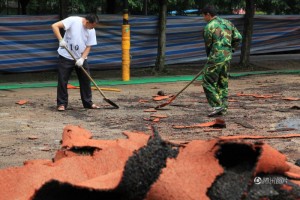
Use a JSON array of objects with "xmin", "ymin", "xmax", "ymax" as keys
[{"xmin": 0, "ymin": 15, "xmax": 299, "ymax": 72}]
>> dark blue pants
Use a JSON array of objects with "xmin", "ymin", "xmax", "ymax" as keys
[{"xmin": 57, "ymin": 55, "xmax": 93, "ymax": 108}]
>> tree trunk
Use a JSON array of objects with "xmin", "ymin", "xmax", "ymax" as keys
[
  {"xmin": 106, "ymin": 0, "xmax": 116, "ymax": 14},
  {"xmin": 19, "ymin": 0, "xmax": 30, "ymax": 14},
  {"xmin": 143, "ymin": 0, "xmax": 148, "ymax": 15},
  {"xmin": 18, "ymin": 0, "xmax": 21, "ymax": 15},
  {"xmin": 154, "ymin": 0, "xmax": 167, "ymax": 73},
  {"xmin": 195, "ymin": 0, "xmax": 209, "ymax": 15},
  {"xmin": 239, "ymin": 0, "xmax": 255, "ymax": 68},
  {"xmin": 59, "ymin": 0, "xmax": 69, "ymax": 20}
]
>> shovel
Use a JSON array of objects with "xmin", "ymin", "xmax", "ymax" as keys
[
  {"xmin": 64, "ymin": 46, "xmax": 119, "ymax": 109},
  {"xmin": 155, "ymin": 69, "xmax": 204, "ymax": 110}
]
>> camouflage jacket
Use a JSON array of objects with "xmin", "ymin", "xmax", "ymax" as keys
[{"xmin": 203, "ymin": 16, "xmax": 242, "ymax": 63}]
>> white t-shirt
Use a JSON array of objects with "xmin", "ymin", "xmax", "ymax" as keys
[{"xmin": 58, "ymin": 16, "xmax": 97, "ymax": 60}]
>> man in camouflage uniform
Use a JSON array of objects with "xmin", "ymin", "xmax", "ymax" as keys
[{"xmin": 202, "ymin": 5, "xmax": 242, "ymax": 117}]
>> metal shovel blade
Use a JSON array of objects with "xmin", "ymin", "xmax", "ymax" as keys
[{"xmin": 104, "ymin": 98, "xmax": 119, "ymax": 109}]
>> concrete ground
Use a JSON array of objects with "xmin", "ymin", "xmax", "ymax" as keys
[{"xmin": 0, "ymin": 55, "xmax": 299, "ymax": 169}]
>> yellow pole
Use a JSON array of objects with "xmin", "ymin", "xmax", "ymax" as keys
[
  {"xmin": 122, "ymin": 23, "xmax": 130, "ymax": 81},
  {"xmin": 122, "ymin": 3, "xmax": 130, "ymax": 81}
]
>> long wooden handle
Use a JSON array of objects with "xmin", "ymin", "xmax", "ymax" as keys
[
  {"xmin": 155, "ymin": 68, "xmax": 204, "ymax": 110},
  {"xmin": 64, "ymin": 47, "xmax": 108, "ymax": 99},
  {"xmin": 173, "ymin": 69, "xmax": 204, "ymax": 98}
]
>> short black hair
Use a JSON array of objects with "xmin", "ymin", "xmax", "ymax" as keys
[
  {"xmin": 202, "ymin": 5, "xmax": 218, "ymax": 16},
  {"xmin": 85, "ymin": 13, "xmax": 99, "ymax": 23}
]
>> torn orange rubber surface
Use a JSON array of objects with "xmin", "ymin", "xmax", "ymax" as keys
[
  {"xmin": 267, "ymin": 128, "xmax": 296, "ymax": 132},
  {"xmin": 28, "ymin": 136, "xmax": 38, "ymax": 140},
  {"xmin": 0, "ymin": 126, "xmax": 299, "ymax": 200},
  {"xmin": 67, "ymin": 84, "xmax": 79, "ymax": 89},
  {"xmin": 219, "ymin": 134, "xmax": 300, "ymax": 140},
  {"xmin": 253, "ymin": 94, "xmax": 273, "ymax": 98},
  {"xmin": 77, "ymin": 169, "xmax": 124, "ymax": 190},
  {"xmin": 146, "ymin": 140, "xmax": 223, "ymax": 200},
  {"xmin": 237, "ymin": 93, "xmax": 300, "ymax": 101},
  {"xmin": 61, "ymin": 125, "xmax": 92, "ymax": 149},
  {"xmin": 284, "ymin": 171, "xmax": 300, "ymax": 180},
  {"xmin": 153, "ymin": 118, "xmax": 160, "ymax": 122},
  {"xmin": 228, "ymin": 99, "xmax": 238, "ymax": 102},
  {"xmin": 150, "ymin": 114, "xmax": 168, "ymax": 118},
  {"xmin": 173, "ymin": 118, "xmax": 225, "ymax": 129},
  {"xmin": 236, "ymin": 93, "xmax": 273, "ymax": 98},
  {"xmin": 0, "ymin": 125, "xmax": 149, "ymax": 200},
  {"xmin": 285, "ymin": 163, "xmax": 300, "ymax": 185},
  {"xmin": 153, "ymin": 95, "xmax": 173, "ymax": 101},
  {"xmin": 172, "ymin": 125, "xmax": 186, "ymax": 129},
  {"xmin": 143, "ymin": 108, "xmax": 157, "ymax": 112},
  {"xmin": 203, "ymin": 128, "xmax": 223, "ymax": 132},
  {"xmin": 0, "ymin": 153, "xmax": 127, "ymax": 200},
  {"xmin": 254, "ymin": 143, "xmax": 290, "ymax": 175},
  {"xmin": 282, "ymin": 97, "xmax": 300, "ymax": 101},
  {"xmin": 16, "ymin": 100, "xmax": 28, "ymax": 105},
  {"xmin": 53, "ymin": 150, "xmax": 79, "ymax": 162},
  {"xmin": 61, "ymin": 126, "xmax": 150, "ymax": 152},
  {"xmin": 236, "ymin": 93, "xmax": 257, "ymax": 97},
  {"xmin": 280, "ymin": 184, "xmax": 293, "ymax": 191},
  {"xmin": 139, "ymin": 99, "xmax": 149, "ymax": 103}
]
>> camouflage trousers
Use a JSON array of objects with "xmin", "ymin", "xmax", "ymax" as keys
[{"xmin": 202, "ymin": 60, "xmax": 230, "ymax": 110}]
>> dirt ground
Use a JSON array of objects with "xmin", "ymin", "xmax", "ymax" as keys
[{"xmin": 0, "ymin": 57, "xmax": 299, "ymax": 169}]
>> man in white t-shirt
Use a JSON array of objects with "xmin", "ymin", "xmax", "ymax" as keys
[{"xmin": 51, "ymin": 14, "xmax": 100, "ymax": 111}]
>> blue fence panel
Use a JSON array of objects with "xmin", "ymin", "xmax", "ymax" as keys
[{"xmin": 0, "ymin": 15, "xmax": 299, "ymax": 72}]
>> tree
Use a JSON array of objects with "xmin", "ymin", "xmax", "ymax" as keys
[
  {"xmin": 284, "ymin": 0, "xmax": 300, "ymax": 14},
  {"xmin": 0, "ymin": 0, "xmax": 6, "ymax": 14},
  {"xmin": 19, "ymin": 0, "xmax": 30, "ymax": 14},
  {"xmin": 106, "ymin": 0, "xmax": 117, "ymax": 14},
  {"xmin": 256, "ymin": 0, "xmax": 300, "ymax": 14},
  {"xmin": 195, "ymin": 0, "xmax": 209, "ymax": 14},
  {"xmin": 171, "ymin": 0, "xmax": 194, "ymax": 15},
  {"xmin": 239, "ymin": 0, "xmax": 254, "ymax": 68},
  {"xmin": 143, "ymin": 0, "xmax": 148, "ymax": 15},
  {"xmin": 154, "ymin": 0, "xmax": 167, "ymax": 73},
  {"xmin": 59, "ymin": 0, "xmax": 68, "ymax": 20}
]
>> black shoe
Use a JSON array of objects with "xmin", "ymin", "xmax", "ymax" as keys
[{"xmin": 207, "ymin": 107, "xmax": 225, "ymax": 117}]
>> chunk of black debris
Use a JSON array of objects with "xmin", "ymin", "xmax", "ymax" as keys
[{"xmin": 208, "ymin": 142, "xmax": 300, "ymax": 200}]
